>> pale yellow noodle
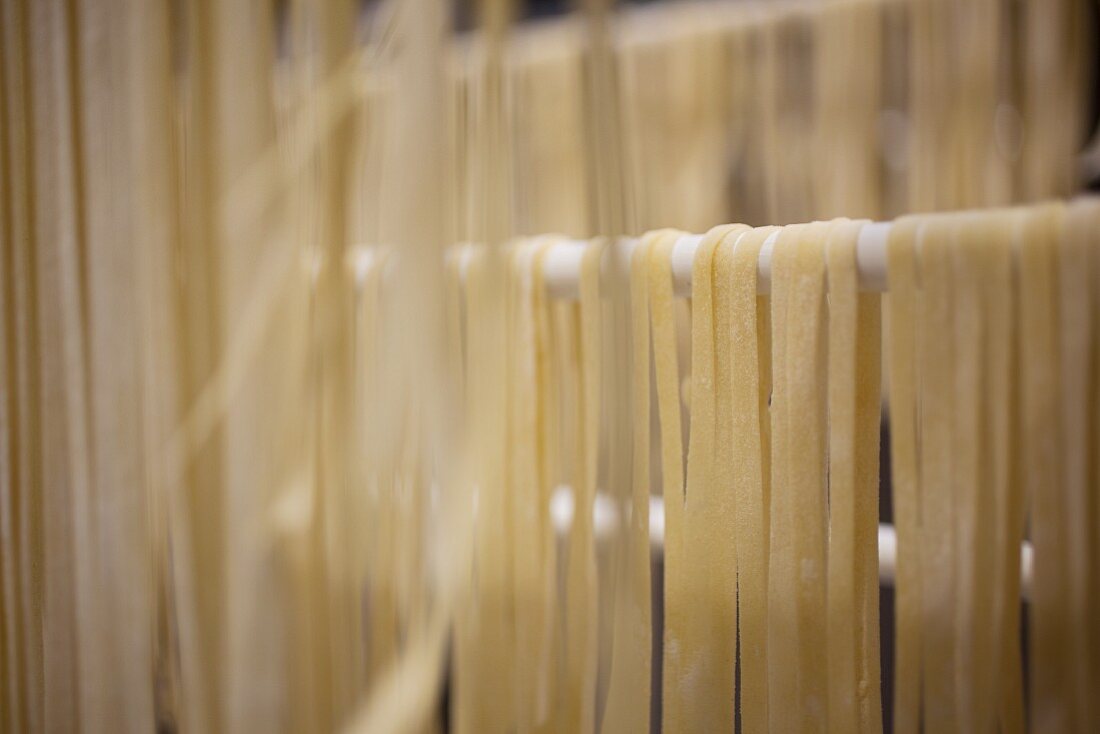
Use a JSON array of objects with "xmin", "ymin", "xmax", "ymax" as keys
[
  {"xmin": 676, "ymin": 224, "xmax": 746, "ymax": 731},
  {"xmin": 727, "ymin": 225, "xmax": 778, "ymax": 734},
  {"xmin": 885, "ymin": 216, "xmax": 922, "ymax": 734},
  {"xmin": 768, "ymin": 221, "xmax": 833, "ymax": 733},
  {"xmin": 1020, "ymin": 204, "xmax": 1073, "ymax": 733},
  {"xmin": 917, "ymin": 215, "xmax": 960, "ymax": 734},
  {"xmin": 646, "ymin": 229, "xmax": 688, "ymax": 733},
  {"xmin": 600, "ymin": 233, "xmax": 658, "ymax": 734}
]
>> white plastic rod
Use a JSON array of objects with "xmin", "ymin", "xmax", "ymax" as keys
[
  {"xmin": 550, "ymin": 487, "xmax": 1035, "ymax": 600},
  {"xmin": 542, "ymin": 221, "xmax": 893, "ymax": 300}
]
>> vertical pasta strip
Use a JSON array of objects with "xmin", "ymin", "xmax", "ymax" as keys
[
  {"xmin": 313, "ymin": 1, "xmax": 360, "ymax": 721},
  {"xmin": 562, "ymin": 240, "xmax": 603, "ymax": 734},
  {"xmin": 74, "ymin": 0, "xmax": 159, "ymax": 727},
  {"xmin": 825, "ymin": 219, "xmax": 883, "ymax": 734},
  {"xmin": 173, "ymin": 1, "xmax": 227, "ymax": 726},
  {"xmin": 127, "ymin": 1, "xmax": 186, "ymax": 728},
  {"xmin": 815, "ymin": 2, "xmax": 882, "ymax": 219},
  {"xmin": 767, "ymin": 224, "xmax": 801, "ymax": 731},
  {"xmin": 949, "ymin": 215, "xmax": 988, "ymax": 733},
  {"xmin": 885, "ymin": 217, "xmax": 922, "ymax": 734},
  {"xmin": 854, "ymin": 241, "xmax": 883, "ymax": 734},
  {"xmin": 490, "ymin": 245, "xmax": 518, "ymax": 734},
  {"xmin": 704, "ymin": 223, "xmax": 749, "ymax": 734},
  {"xmin": 361, "ymin": 251, "xmax": 399, "ymax": 692},
  {"xmin": 532, "ymin": 241, "xmax": 564, "ymax": 731},
  {"xmin": 982, "ymin": 213, "xmax": 1023, "ymax": 734},
  {"xmin": 445, "ymin": 251, "xmax": 467, "ymax": 408},
  {"xmin": 908, "ymin": 0, "xmax": 948, "ymax": 211},
  {"xmin": 446, "ymin": 247, "xmax": 473, "ymax": 734},
  {"xmin": 726, "ymin": 225, "xmax": 778, "ymax": 733},
  {"xmin": 826, "ymin": 219, "xmax": 861, "ymax": 734},
  {"xmin": 647, "ymin": 229, "xmax": 687, "ymax": 733},
  {"xmin": 0, "ymin": 1, "xmax": 40, "ymax": 727},
  {"xmin": 22, "ymin": 0, "xmax": 84, "ymax": 728},
  {"xmin": 454, "ymin": 246, "xmax": 514, "ymax": 733},
  {"xmin": 1058, "ymin": 200, "xmax": 1096, "ymax": 731},
  {"xmin": 1019, "ymin": 204, "xmax": 1072, "ymax": 734},
  {"xmin": 511, "ymin": 240, "xmax": 550, "ymax": 731},
  {"xmin": 1089, "ymin": 199, "xmax": 1100, "ymax": 734},
  {"xmin": 1082, "ymin": 199, "xmax": 1100, "ymax": 734},
  {"xmin": 769, "ymin": 221, "xmax": 832, "ymax": 733},
  {"xmin": 0, "ymin": 13, "xmax": 9, "ymax": 725},
  {"xmin": 790, "ymin": 221, "xmax": 833, "ymax": 732},
  {"xmin": 678, "ymin": 224, "xmax": 745, "ymax": 731},
  {"xmin": 548, "ymin": 289, "xmax": 583, "ymax": 725},
  {"xmin": 601, "ymin": 233, "xmax": 657, "ymax": 734},
  {"xmin": 508, "ymin": 241, "xmax": 536, "ymax": 729},
  {"xmin": 918, "ymin": 216, "xmax": 959, "ymax": 733},
  {"xmin": 210, "ymin": 0, "xmax": 302, "ymax": 727},
  {"xmin": 964, "ymin": 214, "xmax": 1014, "ymax": 731}
]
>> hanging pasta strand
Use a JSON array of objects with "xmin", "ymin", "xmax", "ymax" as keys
[
  {"xmin": 509, "ymin": 239, "xmax": 555, "ymax": 732},
  {"xmin": 815, "ymin": 0, "xmax": 882, "ymax": 219},
  {"xmin": 308, "ymin": 0, "xmax": 361, "ymax": 722},
  {"xmin": 532, "ymin": 240, "xmax": 566, "ymax": 732},
  {"xmin": 1057, "ymin": 199, "xmax": 1099, "ymax": 732},
  {"xmin": 917, "ymin": 216, "xmax": 961, "ymax": 733},
  {"xmin": 950, "ymin": 214, "xmax": 993, "ymax": 733},
  {"xmin": 978, "ymin": 212, "xmax": 1021, "ymax": 734},
  {"xmin": 825, "ymin": 219, "xmax": 883, "ymax": 734},
  {"xmin": 676, "ymin": 224, "xmax": 746, "ymax": 731},
  {"xmin": 455, "ymin": 246, "xmax": 516, "ymax": 733},
  {"xmin": 854, "ymin": 251, "xmax": 884, "ymax": 734},
  {"xmin": 647, "ymin": 230, "xmax": 688, "ymax": 733},
  {"xmin": 727, "ymin": 225, "xmax": 778, "ymax": 734},
  {"xmin": 561, "ymin": 240, "xmax": 603, "ymax": 734},
  {"xmin": 826, "ymin": 220, "xmax": 863, "ymax": 734},
  {"xmin": 1075, "ymin": 199, "xmax": 1100, "ymax": 734},
  {"xmin": 601, "ymin": 232, "xmax": 657, "ymax": 734},
  {"xmin": 1021, "ymin": 0, "xmax": 1086, "ymax": 201},
  {"xmin": 13, "ymin": 0, "xmax": 102, "ymax": 729},
  {"xmin": 358, "ymin": 249, "xmax": 398, "ymax": 691},
  {"xmin": 767, "ymin": 224, "xmax": 800, "ymax": 732},
  {"xmin": 1089, "ymin": 198, "xmax": 1100, "ymax": 734},
  {"xmin": 1, "ymin": 1, "xmax": 45, "ymax": 730},
  {"xmin": 885, "ymin": 216, "xmax": 923, "ymax": 734},
  {"xmin": 1019, "ymin": 204, "xmax": 1072, "ymax": 734},
  {"xmin": 453, "ymin": 0, "xmax": 521, "ymax": 729},
  {"xmin": 769, "ymin": 221, "xmax": 833, "ymax": 733}
]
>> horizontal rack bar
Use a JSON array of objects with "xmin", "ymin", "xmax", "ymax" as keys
[{"xmin": 541, "ymin": 221, "xmax": 892, "ymax": 299}]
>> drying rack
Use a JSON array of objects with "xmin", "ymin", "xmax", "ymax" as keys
[
  {"xmin": 440, "ymin": 220, "xmax": 1036, "ymax": 596},
  {"xmin": 537, "ymin": 222, "xmax": 892, "ymax": 299}
]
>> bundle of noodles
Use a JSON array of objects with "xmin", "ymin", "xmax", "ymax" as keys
[
  {"xmin": 0, "ymin": 0, "xmax": 458, "ymax": 730},
  {"xmin": 437, "ymin": 0, "xmax": 1091, "ymax": 239}
]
